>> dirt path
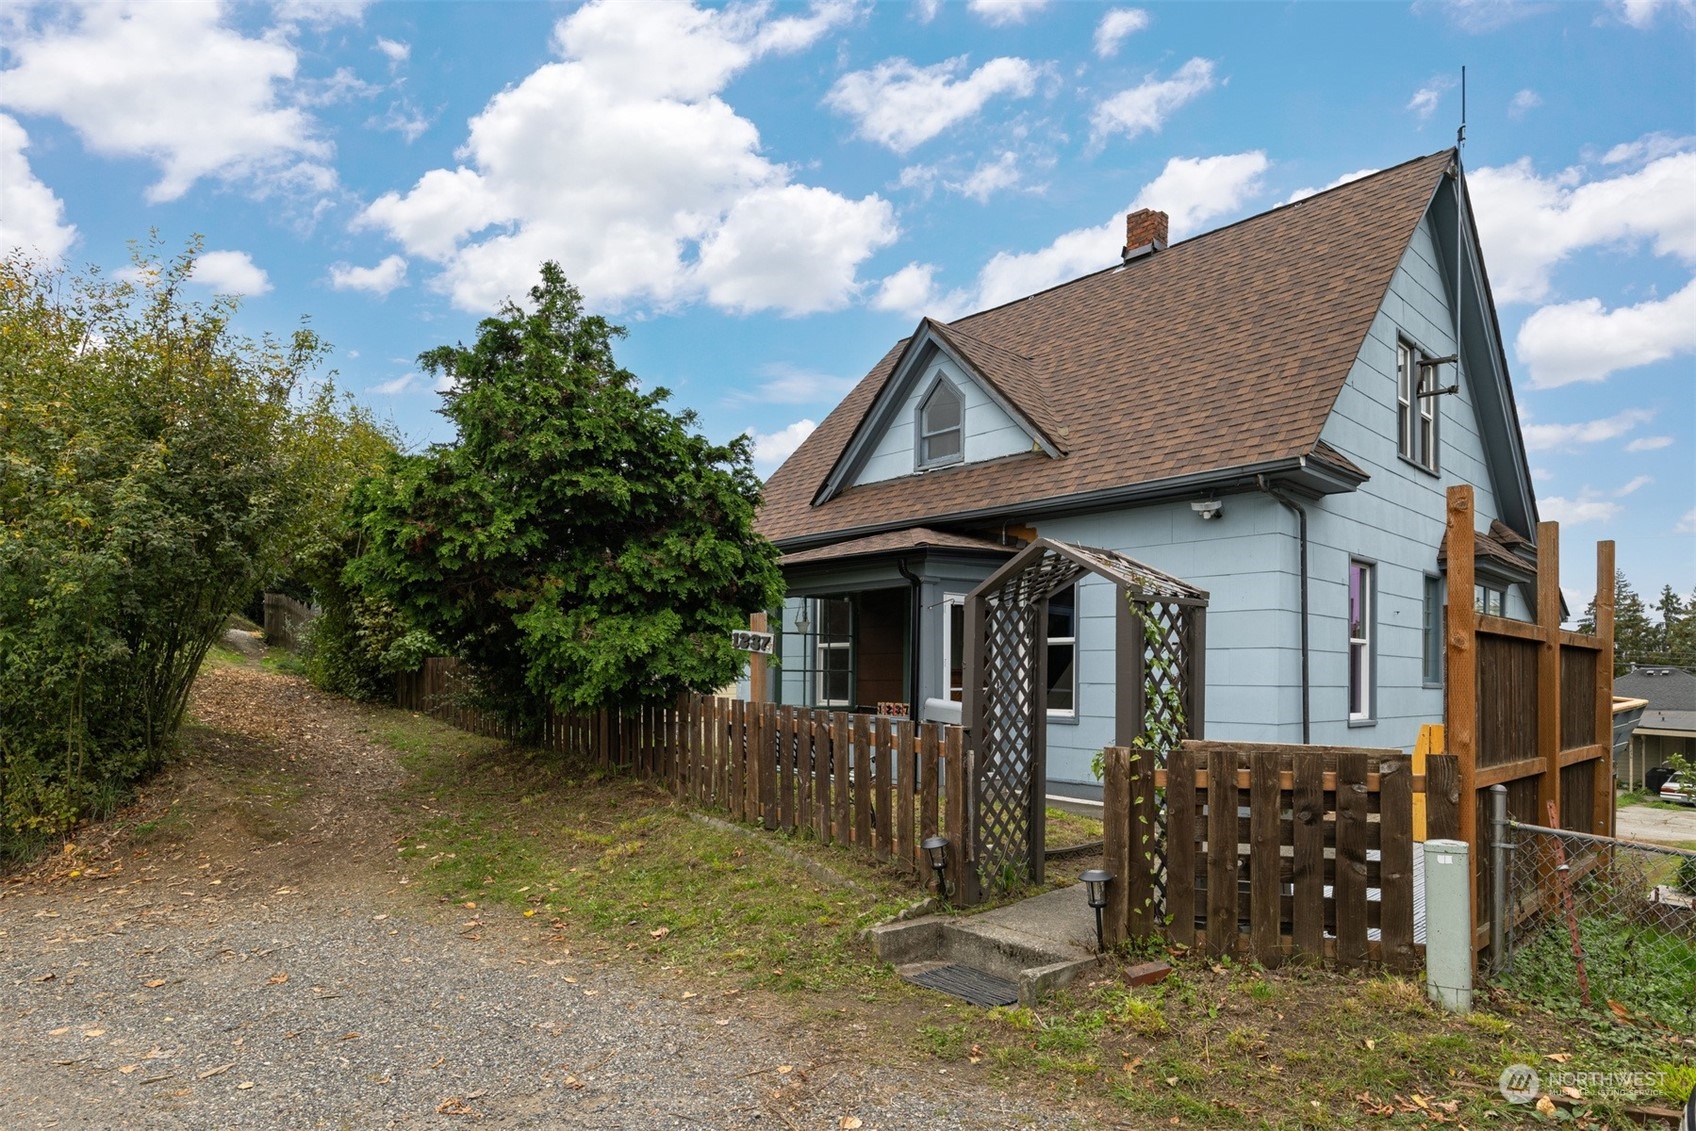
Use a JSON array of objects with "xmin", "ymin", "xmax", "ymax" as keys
[{"xmin": 1, "ymin": 664, "xmax": 1085, "ymax": 1131}]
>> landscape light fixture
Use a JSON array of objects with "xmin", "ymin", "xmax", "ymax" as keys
[
  {"xmin": 1078, "ymin": 868, "xmax": 1113, "ymax": 953},
  {"xmin": 922, "ymin": 836, "xmax": 950, "ymax": 900}
]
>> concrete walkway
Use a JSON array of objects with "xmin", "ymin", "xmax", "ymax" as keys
[{"xmin": 1615, "ymin": 799, "xmax": 1696, "ymax": 845}]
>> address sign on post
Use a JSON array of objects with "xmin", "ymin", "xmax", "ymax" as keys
[{"xmin": 731, "ymin": 630, "xmax": 775, "ymax": 655}]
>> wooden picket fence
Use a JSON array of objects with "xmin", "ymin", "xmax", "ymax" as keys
[
  {"xmin": 395, "ymin": 658, "xmax": 960, "ymax": 880},
  {"xmin": 1102, "ymin": 740, "xmax": 1459, "ymax": 971}
]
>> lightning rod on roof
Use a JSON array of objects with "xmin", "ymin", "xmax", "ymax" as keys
[{"xmin": 1457, "ymin": 65, "xmax": 1467, "ymax": 149}]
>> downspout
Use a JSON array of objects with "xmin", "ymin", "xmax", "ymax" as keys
[
  {"xmin": 896, "ymin": 558, "xmax": 923, "ymax": 718},
  {"xmin": 1257, "ymin": 476, "xmax": 1311, "ymax": 744}
]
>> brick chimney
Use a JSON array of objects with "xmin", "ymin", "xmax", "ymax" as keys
[{"xmin": 1122, "ymin": 208, "xmax": 1169, "ymax": 262}]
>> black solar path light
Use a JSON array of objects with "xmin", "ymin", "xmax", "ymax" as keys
[{"xmin": 1078, "ymin": 868, "xmax": 1113, "ymax": 953}]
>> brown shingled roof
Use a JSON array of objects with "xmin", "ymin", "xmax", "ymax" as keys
[
  {"xmin": 780, "ymin": 526, "xmax": 1013, "ymax": 568},
  {"xmin": 759, "ymin": 150, "xmax": 1455, "ymax": 548}
]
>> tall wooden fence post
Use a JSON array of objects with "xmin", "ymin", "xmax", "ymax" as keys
[
  {"xmin": 1102, "ymin": 747, "xmax": 1131, "ymax": 947},
  {"xmin": 1444, "ymin": 484, "xmax": 1479, "ymax": 959}
]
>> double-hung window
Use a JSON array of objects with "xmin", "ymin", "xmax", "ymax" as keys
[
  {"xmin": 1348, "ymin": 561, "xmax": 1374, "ymax": 722},
  {"xmin": 1396, "ymin": 340, "xmax": 1438, "ymax": 473},
  {"xmin": 918, "ymin": 377, "xmax": 963, "ymax": 467},
  {"xmin": 1046, "ymin": 585, "xmax": 1077, "ymax": 715}
]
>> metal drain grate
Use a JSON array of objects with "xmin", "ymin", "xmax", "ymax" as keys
[{"xmin": 903, "ymin": 964, "xmax": 1019, "ymax": 1007}]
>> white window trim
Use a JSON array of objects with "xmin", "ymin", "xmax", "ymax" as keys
[
  {"xmin": 940, "ymin": 590, "xmax": 1076, "ymax": 716},
  {"xmin": 1046, "ymin": 586, "xmax": 1077, "ymax": 718},
  {"xmin": 941, "ymin": 594, "xmax": 965, "ymax": 703},
  {"xmin": 816, "ymin": 640, "xmax": 851, "ymax": 707},
  {"xmin": 1348, "ymin": 561, "xmax": 1374, "ymax": 723},
  {"xmin": 916, "ymin": 373, "xmax": 964, "ymax": 470},
  {"xmin": 1396, "ymin": 338, "xmax": 1439, "ymax": 474},
  {"xmin": 812, "ymin": 596, "xmax": 853, "ymax": 708}
]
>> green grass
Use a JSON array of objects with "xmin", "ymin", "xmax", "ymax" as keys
[
  {"xmin": 1496, "ymin": 912, "xmax": 1696, "ymax": 1032},
  {"xmin": 354, "ymin": 704, "xmax": 1693, "ymax": 1127},
  {"xmin": 381, "ymin": 711, "xmax": 921, "ymax": 993},
  {"xmin": 1044, "ymin": 806, "xmax": 1103, "ymax": 847}
]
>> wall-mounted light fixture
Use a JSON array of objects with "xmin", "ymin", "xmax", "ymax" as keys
[{"xmin": 1190, "ymin": 499, "xmax": 1223, "ymax": 521}]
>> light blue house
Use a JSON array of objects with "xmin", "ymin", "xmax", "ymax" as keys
[{"xmin": 754, "ymin": 150, "xmax": 1540, "ymax": 799}]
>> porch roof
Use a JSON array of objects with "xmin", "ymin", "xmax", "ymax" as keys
[{"xmin": 778, "ymin": 526, "xmax": 1014, "ymax": 568}]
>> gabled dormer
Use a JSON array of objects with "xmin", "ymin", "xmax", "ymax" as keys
[{"xmin": 814, "ymin": 318, "xmax": 1066, "ymax": 505}]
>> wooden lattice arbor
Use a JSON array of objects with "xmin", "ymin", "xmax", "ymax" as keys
[{"xmin": 958, "ymin": 538, "xmax": 1208, "ymax": 905}]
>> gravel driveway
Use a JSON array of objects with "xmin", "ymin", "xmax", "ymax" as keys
[{"xmin": 1, "ymin": 665, "xmax": 1088, "ymax": 1131}]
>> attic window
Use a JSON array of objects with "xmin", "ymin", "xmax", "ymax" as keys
[{"xmin": 918, "ymin": 376, "xmax": 963, "ymax": 467}]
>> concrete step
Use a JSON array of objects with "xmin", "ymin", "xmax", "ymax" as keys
[{"xmin": 866, "ymin": 885, "xmax": 1102, "ymax": 1006}]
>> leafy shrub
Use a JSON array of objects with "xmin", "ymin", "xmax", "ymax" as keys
[{"xmin": 0, "ymin": 244, "xmax": 389, "ymax": 852}]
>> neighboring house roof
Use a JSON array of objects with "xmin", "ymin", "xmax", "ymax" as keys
[
  {"xmin": 1615, "ymin": 666, "xmax": 1696, "ymax": 715},
  {"xmin": 760, "ymin": 150, "xmax": 1469, "ymax": 549},
  {"xmin": 779, "ymin": 527, "xmax": 1013, "ymax": 568},
  {"xmin": 1615, "ymin": 666, "xmax": 1696, "ymax": 736}
]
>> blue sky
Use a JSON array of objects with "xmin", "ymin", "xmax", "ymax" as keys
[{"xmin": 2, "ymin": 0, "xmax": 1692, "ymax": 610}]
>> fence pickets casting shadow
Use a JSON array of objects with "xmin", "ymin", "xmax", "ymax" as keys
[
  {"xmin": 396, "ymin": 657, "xmax": 962, "ymax": 882},
  {"xmin": 1102, "ymin": 740, "xmax": 1458, "ymax": 969}
]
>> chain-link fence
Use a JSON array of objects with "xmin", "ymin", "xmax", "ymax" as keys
[{"xmin": 1493, "ymin": 812, "xmax": 1696, "ymax": 1035}]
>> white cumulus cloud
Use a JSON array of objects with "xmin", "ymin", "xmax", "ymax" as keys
[
  {"xmin": 967, "ymin": 0, "xmax": 1052, "ymax": 26},
  {"xmin": 0, "ymin": 2, "xmax": 333, "ymax": 203},
  {"xmin": 1508, "ymin": 89, "xmax": 1542, "ymax": 119},
  {"xmin": 1540, "ymin": 494, "xmax": 1621, "ymax": 526},
  {"xmin": 1610, "ymin": 0, "xmax": 1696, "ymax": 27},
  {"xmin": 1093, "ymin": 8, "xmax": 1149, "ymax": 57},
  {"xmin": 1516, "ymin": 277, "xmax": 1696, "ymax": 386},
  {"xmin": 1519, "ymin": 408, "xmax": 1656, "ymax": 451},
  {"xmin": 329, "ymin": 255, "xmax": 408, "ymax": 296},
  {"xmin": 1467, "ymin": 146, "xmax": 1696, "ymax": 304},
  {"xmin": 955, "ymin": 151, "xmax": 1025, "ymax": 202},
  {"xmin": 189, "ymin": 250, "xmax": 271, "ymax": 295},
  {"xmin": 886, "ymin": 151, "xmax": 1267, "ymax": 318},
  {"xmin": 0, "ymin": 114, "xmax": 76, "ymax": 260},
  {"xmin": 826, "ymin": 55, "xmax": 1038, "ymax": 153},
  {"xmin": 1091, "ymin": 58, "xmax": 1215, "ymax": 142},
  {"xmin": 1284, "ymin": 167, "xmax": 1378, "ymax": 205},
  {"xmin": 355, "ymin": 0, "xmax": 889, "ymax": 316},
  {"xmin": 1407, "ymin": 76, "xmax": 1455, "ymax": 120},
  {"xmin": 1626, "ymin": 435, "xmax": 1674, "ymax": 451},
  {"xmin": 747, "ymin": 419, "xmax": 817, "ymax": 474},
  {"xmin": 1676, "ymin": 507, "xmax": 1696, "ymax": 534}
]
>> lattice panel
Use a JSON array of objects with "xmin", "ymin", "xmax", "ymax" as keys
[
  {"xmin": 974, "ymin": 556, "xmax": 1085, "ymax": 897},
  {"xmin": 1133, "ymin": 597, "xmax": 1197, "ymax": 919},
  {"xmin": 965, "ymin": 538, "xmax": 1207, "ymax": 907}
]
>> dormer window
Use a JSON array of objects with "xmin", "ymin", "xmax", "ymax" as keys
[{"xmin": 918, "ymin": 376, "xmax": 963, "ymax": 467}]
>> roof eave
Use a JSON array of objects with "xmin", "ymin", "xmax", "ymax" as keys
[{"xmin": 774, "ymin": 455, "xmax": 1359, "ymax": 552}]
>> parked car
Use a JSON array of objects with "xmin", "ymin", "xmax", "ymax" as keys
[{"xmin": 1660, "ymin": 773, "xmax": 1695, "ymax": 806}]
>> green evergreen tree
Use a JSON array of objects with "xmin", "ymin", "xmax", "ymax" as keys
[
  {"xmin": 1577, "ymin": 569, "xmax": 1657, "ymax": 675},
  {"xmin": 347, "ymin": 263, "xmax": 783, "ymax": 729}
]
